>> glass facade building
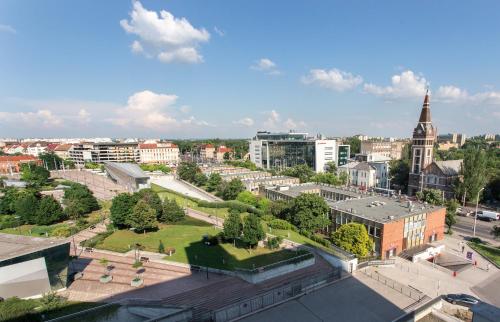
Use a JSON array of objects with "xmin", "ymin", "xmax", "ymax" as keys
[{"xmin": 261, "ymin": 140, "xmax": 316, "ymax": 171}]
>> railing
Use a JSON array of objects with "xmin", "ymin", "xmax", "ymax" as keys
[
  {"xmin": 209, "ymin": 268, "xmax": 342, "ymax": 322},
  {"xmin": 234, "ymin": 252, "xmax": 314, "ymax": 274},
  {"xmin": 357, "ymin": 258, "xmax": 395, "ymax": 269},
  {"xmin": 360, "ymin": 268, "xmax": 425, "ymax": 302}
]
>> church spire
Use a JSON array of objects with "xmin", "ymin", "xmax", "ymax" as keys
[{"xmin": 418, "ymin": 89, "xmax": 431, "ymax": 123}]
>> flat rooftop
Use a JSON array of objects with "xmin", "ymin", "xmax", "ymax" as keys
[
  {"xmin": 242, "ymin": 176, "xmax": 297, "ymax": 184},
  {"xmin": 269, "ymin": 183, "xmax": 360, "ymax": 199},
  {"xmin": 331, "ymin": 195, "xmax": 441, "ymax": 223},
  {"xmin": 0, "ymin": 233, "xmax": 70, "ymax": 262}
]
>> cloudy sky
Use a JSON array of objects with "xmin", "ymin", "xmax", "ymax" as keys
[{"xmin": 1, "ymin": 0, "xmax": 499, "ymax": 138}]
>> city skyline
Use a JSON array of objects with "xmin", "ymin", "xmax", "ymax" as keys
[{"xmin": 1, "ymin": 0, "xmax": 500, "ymax": 138}]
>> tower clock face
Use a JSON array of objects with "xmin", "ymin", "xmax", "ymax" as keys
[{"xmin": 417, "ymin": 129, "xmax": 422, "ymax": 134}]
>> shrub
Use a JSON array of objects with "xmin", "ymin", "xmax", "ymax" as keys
[
  {"xmin": 0, "ymin": 297, "xmax": 39, "ymax": 322},
  {"xmin": 80, "ymin": 230, "xmax": 113, "ymax": 248},
  {"xmin": 267, "ymin": 236, "xmax": 283, "ymax": 249},
  {"xmin": 197, "ymin": 200, "xmax": 263, "ymax": 216},
  {"xmin": 165, "ymin": 247, "xmax": 176, "ymax": 255},
  {"xmin": 158, "ymin": 240, "xmax": 165, "ymax": 254},
  {"xmin": 50, "ymin": 225, "xmax": 73, "ymax": 237},
  {"xmin": 268, "ymin": 219, "xmax": 293, "ymax": 230},
  {"xmin": 469, "ymin": 237, "xmax": 483, "ymax": 244},
  {"xmin": 260, "ymin": 214, "xmax": 275, "ymax": 222},
  {"xmin": 0, "ymin": 214, "xmax": 19, "ymax": 229}
]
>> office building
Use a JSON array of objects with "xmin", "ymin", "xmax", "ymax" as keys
[
  {"xmin": 138, "ymin": 142, "xmax": 179, "ymax": 165},
  {"xmin": 68, "ymin": 142, "xmax": 140, "ymax": 166},
  {"xmin": 265, "ymin": 183, "xmax": 445, "ymax": 259},
  {"xmin": 249, "ymin": 131, "xmax": 338, "ymax": 173}
]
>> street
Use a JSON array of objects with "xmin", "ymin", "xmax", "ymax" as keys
[{"xmin": 454, "ymin": 215, "xmax": 496, "ymax": 241}]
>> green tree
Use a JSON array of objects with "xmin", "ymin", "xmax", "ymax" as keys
[
  {"xmin": 110, "ymin": 193, "xmax": 139, "ymax": 227},
  {"xmin": 14, "ymin": 192, "xmax": 39, "ymax": 224},
  {"xmin": 217, "ymin": 178, "xmax": 245, "ymax": 200},
  {"xmin": 491, "ymin": 225, "xmax": 500, "ymax": 239},
  {"xmin": 257, "ymin": 197, "xmax": 271, "ymax": 212},
  {"xmin": 325, "ymin": 161, "xmax": 337, "ymax": 173},
  {"xmin": 38, "ymin": 152, "xmax": 63, "ymax": 170},
  {"xmin": 416, "ymin": 189, "xmax": 443, "ymax": 205},
  {"xmin": 0, "ymin": 187, "xmax": 19, "ymax": 214},
  {"xmin": 236, "ymin": 190, "xmax": 258, "ymax": 206},
  {"xmin": 160, "ymin": 198, "xmax": 185, "ymax": 223},
  {"xmin": 311, "ymin": 172, "xmax": 342, "ymax": 186},
  {"xmin": 288, "ymin": 193, "xmax": 330, "ymax": 232},
  {"xmin": 331, "ymin": 223, "xmax": 373, "ymax": 257},
  {"xmin": 242, "ymin": 214, "xmax": 265, "ymax": 248},
  {"xmin": 136, "ymin": 188, "xmax": 163, "ymax": 219},
  {"xmin": 281, "ymin": 164, "xmax": 315, "ymax": 183},
  {"xmin": 344, "ymin": 137, "xmax": 361, "ymax": 157},
  {"xmin": 389, "ymin": 159, "xmax": 410, "ymax": 192},
  {"xmin": 20, "ymin": 163, "xmax": 50, "ymax": 187},
  {"xmin": 268, "ymin": 200, "xmax": 291, "ymax": 219},
  {"xmin": 206, "ymin": 173, "xmax": 222, "ymax": 192},
  {"xmin": 223, "ymin": 152, "xmax": 231, "ymax": 160},
  {"xmin": 35, "ymin": 195, "xmax": 65, "ymax": 225},
  {"xmin": 193, "ymin": 172, "xmax": 208, "ymax": 187},
  {"xmin": 177, "ymin": 161, "xmax": 200, "ymax": 183},
  {"xmin": 63, "ymin": 183, "xmax": 99, "ymax": 218},
  {"xmin": 223, "ymin": 209, "xmax": 242, "ymax": 244},
  {"xmin": 456, "ymin": 148, "xmax": 488, "ymax": 203},
  {"xmin": 445, "ymin": 199, "xmax": 458, "ymax": 233},
  {"xmin": 127, "ymin": 199, "xmax": 158, "ymax": 233}
]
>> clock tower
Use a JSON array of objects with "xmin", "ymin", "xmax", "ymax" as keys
[{"xmin": 408, "ymin": 90, "xmax": 435, "ymax": 196}]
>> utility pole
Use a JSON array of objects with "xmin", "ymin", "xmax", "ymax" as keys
[{"xmin": 473, "ymin": 187, "xmax": 485, "ymax": 237}]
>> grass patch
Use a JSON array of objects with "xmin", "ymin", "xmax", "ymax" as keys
[
  {"xmin": 96, "ymin": 217, "xmax": 306, "ymax": 270},
  {"xmin": 468, "ymin": 242, "xmax": 500, "ymax": 267},
  {"xmin": 156, "ymin": 189, "xmax": 231, "ymax": 219},
  {"xmin": 0, "ymin": 223, "xmax": 70, "ymax": 237}
]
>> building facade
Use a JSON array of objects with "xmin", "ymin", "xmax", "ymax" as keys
[
  {"xmin": 265, "ymin": 183, "xmax": 445, "ymax": 259},
  {"xmin": 421, "ymin": 160, "xmax": 463, "ymax": 199},
  {"xmin": 408, "ymin": 92, "xmax": 436, "ymax": 196},
  {"xmin": 69, "ymin": 142, "xmax": 140, "ymax": 166},
  {"xmin": 199, "ymin": 144, "xmax": 216, "ymax": 160},
  {"xmin": 215, "ymin": 145, "xmax": 233, "ymax": 162},
  {"xmin": 437, "ymin": 133, "xmax": 466, "ymax": 147},
  {"xmin": 138, "ymin": 142, "xmax": 179, "ymax": 165},
  {"xmin": 0, "ymin": 155, "xmax": 41, "ymax": 174},
  {"xmin": 249, "ymin": 131, "xmax": 338, "ymax": 173},
  {"xmin": 360, "ymin": 140, "xmax": 405, "ymax": 160}
]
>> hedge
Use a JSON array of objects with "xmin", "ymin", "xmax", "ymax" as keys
[
  {"xmin": 268, "ymin": 219, "xmax": 293, "ymax": 230},
  {"xmin": 197, "ymin": 200, "xmax": 263, "ymax": 216},
  {"xmin": 80, "ymin": 230, "xmax": 114, "ymax": 248}
]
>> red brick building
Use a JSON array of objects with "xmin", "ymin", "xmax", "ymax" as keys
[{"xmin": 0, "ymin": 155, "xmax": 41, "ymax": 174}]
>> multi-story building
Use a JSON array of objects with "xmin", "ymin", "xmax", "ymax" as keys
[
  {"xmin": 53, "ymin": 144, "xmax": 73, "ymax": 160},
  {"xmin": 408, "ymin": 92, "xmax": 436, "ymax": 196},
  {"xmin": 437, "ymin": 133, "xmax": 466, "ymax": 147},
  {"xmin": 421, "ymin": 160, "xmax": 463, "ymax": 199},
  {"xmin": 3, "ymin": 144, "xmax": 28, "ymax": 155},
  {"xmin": 482, "ymin": 134, "xmax": 496, "ymax": 141},
  {"xmin": 138, "ymin": 142, "xmax": 179, "ymax": 165},
  {"xmin": 215, "ymin": 145, "xmax": 233, "ymax": 162},
  {"xmin": 0, "ymin": 155, "xmax": 41, "ymax": 174},
  {"xmin": 249, "ymin": 131, "xmax": 338, "ymax": 173},
  {"xmin": 337, "ymin": 145, "xmax": 350, "ymax": 167},
  {"xmin": 199, "ymin": 144, "xmax": 216, "ymax": 160},
  {"xmin": 360, "ymin": 140, "xmax": 406, "ymax": 160},
  {"xmin": 68, "ymin": 142, "xmax": 140, "ymax": 166},
  {"xmin": 241, "ymin": 176, "xmax": 300, "ymax": 195},
  {"xmin": 265, "ymin": 183, "xmax": 445, "ymax": 259},
  {"xmin": 27, "ymin": 142, "xmax": 50, "ymax": 157}
]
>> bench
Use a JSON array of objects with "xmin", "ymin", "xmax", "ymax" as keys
[
  {"xmin": 84, "ymin": 247, "xmax": 93, "ymax": 252},
  {"xmin": 140, "ymin": 256, "xmax": 150, "ymax": 263}
]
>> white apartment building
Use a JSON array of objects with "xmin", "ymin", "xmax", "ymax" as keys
[
  {"xmin": 138, "ymin": 142, "xmax": 179, "ymax": 165},
  {"xmin": 68, "ymin": 142, "xmax": 140, "ymax": 166}
]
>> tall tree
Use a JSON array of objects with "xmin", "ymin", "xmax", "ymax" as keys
[
  {"xmin": 281, "ymin": 164, "xmax": 315, "ymax": 183},
  {"xmin": 236, "ymin": 191, "xmax": 258, "ymax": 206},
  {"xmin": 136, "ymin": 188, "xmax": 163, "ymax": 219},
  {"xmin": 35, "ymin": 195, "xmax": 65, "ymax": 225},
  {"xmin": 177, "ymin": 161, "xmax": 200, "ymax": 183},
  {"xmin": 38, "ymin": 152, "xmax": 63, "ymax": 170},
  {"xmin": 344, "ymin": 137, "xmax": 361, "ymax": 157},
  {"xmin": 193, "ymin": 173, "xmax": 208, "ymax": 187},
  {"xmin": 206, "ymin": 173, "xmax": 222, "ymax": 192},
  {"xmin": 242, "ymin": 214, "xmax": 265, "ymax": 248},
  {"xmin": 160, "ymin": 198, "xmax": 185, "ymax": 223},
  {"xmin": 288, "ymin": 193, "xmax": 330, "ymax": 232},
  {"xmin": 14, "ymin": 192, "xmax": 39, "ymax": 224},
  {"xmin": 217, "ymin": 178, "xmax": 245, "ymax": 200},
  {"xmin": 445, "ymin": 199, "xmax": 458, "ymax": 233},
  {"xmin": 127, "ymin": 199, "xmax": 158, "ymax": 233},
  {"xmin": 331, "ymin": 223, "xmax": 373, "ymax": 257},
  {"xmin": 416, "ymin": 189, "xmax": 444, "ymax": 205},
  {"xmin": 223, "ymin": 209, "xmax": 242, "ymax": 244},
  {"xmin": 110, "ymin": 193, "xmax": 138, "ymax": 227},
  {"xmin": 456, "ymin": 148, "xmax": 488, "ymax": 203},
  {"xmin": 63, "ymin": 183, "xmax": 99, "ymax": 218},
  {"xmin": 20, "ymin": 163, "xmax": 50, "ymax": 187}
]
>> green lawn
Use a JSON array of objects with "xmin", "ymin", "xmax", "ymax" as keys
[
  {"xmin": 96, "ymin": 217, "xmax": 307, "ymax": 270},
  {"xmin": 468, "ymin": 242, "xmax": 500, "ymax": 267},
  {"xmin": 153, "ymin": 185, "xmax": 230, "ymax": 219}
]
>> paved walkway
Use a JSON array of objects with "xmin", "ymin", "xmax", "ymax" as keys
[
  {"xmin": 151, "ymin": 174, "xmax": 219, "ymax": 201},
  {"xmin": 52, "ymin": 170, "xmax": 127, "ymax": 200}
]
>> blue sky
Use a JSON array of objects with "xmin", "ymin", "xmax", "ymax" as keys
[{"xmin": 1, "ymin": 0, "xmax": 499, "ymax": 139}]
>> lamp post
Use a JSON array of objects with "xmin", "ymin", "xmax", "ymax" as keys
[{"xmin": 473, "ymin": 187, "xmax": 485, "ymax": 237}]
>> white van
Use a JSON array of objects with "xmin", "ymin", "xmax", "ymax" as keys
[{"xmin": 477, "ymin": 210, "xmax": 499, "ymax": 221}]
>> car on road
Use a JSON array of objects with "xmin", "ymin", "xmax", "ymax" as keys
[
  {"xmin": 477, "ymin": 210, "xmax": 499, "ymax": 221},
  {"xmin": 444, "ymin": 294, "xmax": 480, "ymax": 307}
]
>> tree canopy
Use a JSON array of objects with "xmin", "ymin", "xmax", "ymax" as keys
[
  {"xmin": 445, "ymin": 199, "xmax": 458, "ymax": 232},
  {"xmin": 127, "ymin": 199, "xmax": 158, "ymax": 233},
  {"xmin": 280, "ymin": 164, "xmax": 315, "ymax": 183},
  {"xmin": 416, "ymin": 189, "xmax": 444, "ymax": 205},
  {"xmin": 331, "ymin": 223, "xmax": 373, "ymax": 257},
  {"xmin": 288, "ymin": 193, "xmax": 330, "ymax": 232},
  {"xmin": 242, "ymin": 214, "xmax": 265, "ymax": 248},
  {"xmin": 62, "ymin": 183, "xmax": 99, "ymax": 218},
  {"xmin": 110, "ymin": 193, "xmax": 139, "ymax": 227},
  {"xmin": 20, "ymin": 163, "xmax": 50, "ymax": 187},
  {"xmin": 217, "ymin": 178, "xmax": 245, "ymax": 200},
  {"xmin": 455, "ymin": 148, "xmax": 488, "ymax": 203},
  {"xmin": 35, "ymin": 195, "xmax": 65, "ymax": 225},
  {"xmin": 206, "ymin": 173, "xmax": 222, "ymax": 192},
  {"xmin": 177, "ymin": 161, "xmax": 201, "ymax": 183},
  {"xmin": 223, "ymin": 209, "xmax": 242, "ymax": 241},
  {"xmin": 160, "ymin": 198, "xmax": 185, "ymax": 223}
]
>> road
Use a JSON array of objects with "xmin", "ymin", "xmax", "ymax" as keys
[{"xmin": 454, "ymin": 215, "xmax": 496, "ymax": 241}]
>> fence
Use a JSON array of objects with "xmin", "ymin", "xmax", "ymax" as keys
[
  {"xmin": 357, "ymin": 258, "xmax": 395, "ymax": 269},
  {"xmin": 360, "ymin": 268, "xmax": 425, "ymax": 302},
  {"xmin": 209, "ymin": 268, "xmax": 342, "ymax": 322}
]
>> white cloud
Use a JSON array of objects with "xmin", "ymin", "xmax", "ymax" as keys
[
  {"xmin": 0, "ymin": 109, "xmax": 62, "ymax": 128},
  {"xmin": 364, "ymin": 70, "xmax": 428, "ymax": 98},
  {"xmin": 233, "ymin": 117, "xmax": 254, "ymax": 127},
  {"xmin": 0, "ymin": 24, "xmax": 16, "ymax": 34},
  {"xmin": 214, "ymin": 26, "xmax": 225, "ymax": 37},
  {"xmin": 302, "ymin": 68, "xmax": 363, "ymax": 92},
  {"xmin": 263, "ymin": 110, "xmax": 280, "ymax": 128},
  {"xmin": 251, "ymin": 58, "xmax": 280, "ymax": 75},
  {"xmin": 435, "ymin": 85, "xmax": 500, "ymax": 105},
  {"xmin": 261, "ymin": 110, "xmax": 306, "ymax": 130},
  {"xmin": 120, "ymin": 1, "xmax": 210, "ymax": 64},
  {"xmin": 284, "ymin": 118, "xmax": 306, "ymax": 129},
  {"xmin": 181, "ymin": 116, "xmax": 212, "ymax": 126}
]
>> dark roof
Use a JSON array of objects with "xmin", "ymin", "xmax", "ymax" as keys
[
  {"xmin": 353, "ymin": 162, "xmax": 375, "ymax": 171},
  {"xmin": 433, "ymin": 160, "xmax": 463, "ymax": 176},
  {"xmin": 0, "ymin": 233, "xmax": 69, "ymax": 261},
  {"xmin": 470, "ymin": 302, "xmax": 500, "ymax": 321},
  {"xmin": 418, "ymin": 91, "xmax": 432, "ymax": 123}
]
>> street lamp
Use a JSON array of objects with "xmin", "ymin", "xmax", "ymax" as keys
[{"xmin": 473, "ymin": 187, "xmax": 485, "ymax": 237}]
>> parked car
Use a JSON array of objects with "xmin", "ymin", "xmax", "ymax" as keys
[
  {"xmin": 477, "ymin": 210, "xmax": 499, "ymax": 222},
  {"xmin": 444, "ymin": 294, "xmax": 480, "ymax": 307}
]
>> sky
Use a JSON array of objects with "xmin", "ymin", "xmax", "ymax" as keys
[{"xmin": 1, "ymin": 0, "xmax": 499, "ymax": 139}]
